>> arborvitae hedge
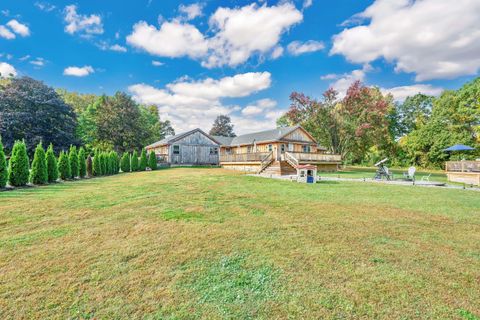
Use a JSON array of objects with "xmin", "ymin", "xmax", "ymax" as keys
[
  {"xmin": 86, "ymin": 155, "xmax": 93, "ymax": 177},
  {"xmin": 69, "ymin": 145, "xmax": 79, "ymax": 179},
  {"xmin": 46, "ymin": 144, "xmax": 58, "ymax": 183},
  {"xmin": 100, "ymin": 152, "xmax": 107, "ymax": 175},
  {"xmin": 131, "ymin": 150, "xmax": 139, "ymax": 172},
  {"xmin": 93, "ymin": 150, "xmax": 101, "ymax": 176},
  {"xmin": 0, "ymin": 137, "xmax": 7, "ymax": 188},
  {"xmin": 78, "ymin": 147, "xmax": 86, "ymax": 178},
  {"xmin": 8, "ymin": 140, "xmax": 30, "ymax": 187},
  {"xmin": 120, "ymin": 153, "xmax": 130, "ymax": 172},
  {"xmin": 139, "ymin": 149, "xmax": 147, "ymax": 171},
  {"xmin": 58, "ymin": 151, "xmax": 71, "ymax": 180},
  {"xmin": 110, "ymin": 151, "xmax": 119, "ymax": 174},
  {"xmin": 148, "ymin": 151, "xmax": 157, "ymax": 170},
  {"xmin": 30, "ymin": 142, "xmax": 48, "ymax": 185}
]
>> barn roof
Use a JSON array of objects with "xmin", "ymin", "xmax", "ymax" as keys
[
  {"xmin": 145, "ymin": 128, "xmax": 220, "ymax": 149},
  {"xmin": 212, "ymin": 125, "xmax": 317, "ymax": 146}
]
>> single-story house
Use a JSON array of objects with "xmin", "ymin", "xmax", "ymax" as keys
[
  {"xmin": 145, "ymin": 128, "xmax": 220, "ymax": 165},
  {"xmin": 212, "ymin": 125, "xmax": 342, "ymax": 175}
]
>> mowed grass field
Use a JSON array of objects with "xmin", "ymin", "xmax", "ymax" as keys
[{"xmin": 1, "ymin": 168, "xmax": 479, "ymax": 319}]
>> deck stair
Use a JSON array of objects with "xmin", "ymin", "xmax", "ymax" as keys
[{"xmin": 259, "ymin": 160, "xmax": 297, "ymax": 175}]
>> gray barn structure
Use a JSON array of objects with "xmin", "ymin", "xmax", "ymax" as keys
[{"xmin": 145, "ymin": 128, "xmax": 220, "ymax": 166}]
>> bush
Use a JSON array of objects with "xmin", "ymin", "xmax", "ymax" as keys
[
  {"xmin": 86, "ymin": 155, "xmax": 93, "ymax": 177},
  {"xmin": 30, "ymin": 142, "xmax": 48, "ymax": 185},
  {"xmin": 131, "ymin": 150, "xmax": 139, "ymax": 172},
  {"xmin": 8, "ymin": 140, "xmax": 30, "ymax": 187},
  {"xmin": 46, "ymin": 144, "xmax": 58, "ymax": 183},
  {"xmin": 100, "ymin": 152, "xmax": 107, "ymax": 175},
  {"xmin": 139, "ymin": 149, "xmax": 147, "ymax": 171},
  {"xmin": 120, "ymin": 153, "xmax": 130, "ymax": 172},
  {"xmin": 148, "ymin": 151, "xmax": 157, "ymax": 170},
  {"xmin": 69, "ymin": 145, "xmax": 79, "ymax": 178},
  {"xmin": 93, "ymin": 150, "xmax": 101, "ymax": 176},
  {"xmin": 111, "ymin": 151, "xmax": 119, "ymax": 174},
  {"xmin": 58, "ymin": 151, "xmax": 71, "ymax": 180},
  {"xmin": 78, "ymin": 147, "xmax": 87, "ymax": 178},
  {"xmin": 0, "ymin": 136, "xmax": 7, "ymax": 188}
]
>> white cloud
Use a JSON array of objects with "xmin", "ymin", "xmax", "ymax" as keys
[
  {"xmin": 63, "ymin": 65, "xmax": 94, "ymax": 77},
  {"xmin": 320, "ymin": 73, "xmax": 339, "ymax": 80},
  {"xmin": 271, "ymin": 46, "xmax": 284, "ymax": 59},
  {"xmin": 109, "ymin": 44, "xmax": 127, "ymax": 52},
  {"xmin": 204, "ymin": 3, "xmax": 303, "ymax": 68},
  {"xmin": 34, "ymin": 2, "xmax": 56, "ymax": 12},
  {"xmin": 30, "ymin": 57, "xmax": 46, "ymax": 67},
  {"xmin": 287, "ymin": 40, "xmax": 324, "ymax": 56},
  {"xmin": 19, "ymin": 55, "xmax": 31, "ymax": 61},
  {"xmin": 128, "ymin": 72, "xmax": 271, "ymax": 132},
  {"xmin": 331, "ymin": 0, "xmax": 480, "ymax": 81},
  {"xmin": 0, "ymin": 25, "xmax": 15, "ymax": 39},
  {"xmin": 6, "ymin": 20, "xmax": 30, "ymax": 37},
  {"xmin": 302, "ymin": 0, "xmax": 313, "ymax": 9},
  {"xmin": 64, "ymin": 5, "xmax": 103, "ymax": 36},
  {"xmin": 126, "ymin": 3, "xmax": 302, "ymax": 68},
  {"xmin": 381, "ymin": 84, "xmax": 443, "ymax": 102},
  {"xmin": 152, "ymin": 60, "xmax": 164, "ymax": 66},
  {"xmin": 241, "ymin": 98, "xmax": 277, "ymax": 116},
  {"xmin": 329, "ymin": 64, "xmax": 372, "ymax": 98},
  {"xmin": 0, "ymin": 62, "xmax": 17, "ymax": 77},
  {"xmin": 126, "ymin": 20, "xmax": 208, "ymax": 58},
  {"xmin": 179, "ymin": 3, "xmax": 203, "ymax": 20}
]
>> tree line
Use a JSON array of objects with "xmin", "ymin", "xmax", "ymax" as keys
[
  {"xmin": 278, "ymin": 77, "xmax": 480, "ymax": 168},
  {"xmin": 0, "ymin": 76, "xmax": 174, "ymax": 156},
  {"xmin": 0, "ymin": 137, "xmax": 159, "ymax": 189}
]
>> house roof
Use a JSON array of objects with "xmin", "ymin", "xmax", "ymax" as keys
[
  {"xmin": 145, "ymin": 128, "xmax": 220, "ymax": 149},
  {"xmin": 212, "ymin": 125, "xmax": 317, "ymax": 146}
]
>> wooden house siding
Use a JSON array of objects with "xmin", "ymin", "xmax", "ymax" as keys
[{"xmin": 169, "ymin": 131, "xmax": 219, "ymax": 165}]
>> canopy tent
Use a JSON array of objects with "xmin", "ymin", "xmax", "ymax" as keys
[{"xmin": 443, "ymin": 144, "xmax": 475, "ymax": 152}]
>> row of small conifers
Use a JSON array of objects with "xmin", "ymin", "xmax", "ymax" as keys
[{"xmin": 0, "ymin": 138, "xmax": 158, "ymax": 189}]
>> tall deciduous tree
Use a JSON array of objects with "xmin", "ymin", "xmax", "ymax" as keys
[
  {"xmin": 46, "ymin": 143, "xmax": 58, "ymax": 183},
  {"xmin": 0, "ymin": 77, "xmax": 78, "ymax": 154},
  {"xmin": 30, "ymin": 142, "xmax": 48, "ymax": 185},
  {"xmin": 0, "ymin": 136, "xmax": 7, "ymax": 188},
  {"xmin": 209, "ymin": 115, "xmax": 236, "ymax": 137},
  {"xmin": 8, "ymin": 140, "xmax": 30, "ymax": 187}
]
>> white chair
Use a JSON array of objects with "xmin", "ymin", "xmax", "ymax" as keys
[
  {"xmin": 403, "ymin": 167, "xmax": 416, "ymax": 180},
  {"xmin": 421, "ymin": 173, "xmax": 431, "ymax": 181}
]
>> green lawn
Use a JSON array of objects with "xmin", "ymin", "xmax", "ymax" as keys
[{"xmin": 1, "ymin": 168, "xmax": 479, "ymax": 319}]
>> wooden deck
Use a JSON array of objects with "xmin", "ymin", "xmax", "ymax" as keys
[{"xmin": 446, "ymin": 161, "xmax": 480, "ymax": 185}]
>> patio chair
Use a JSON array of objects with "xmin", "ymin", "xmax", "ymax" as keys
[
  {"xmin": 421, "ymin": 173, "xmax": 431, "ymax": 182},
  {"xmin": 403, "ymin": 166, "xmax": 416, "ymax": 181}
]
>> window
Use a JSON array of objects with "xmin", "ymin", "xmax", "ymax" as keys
[
  {"xmin": 247, "ymin": 145, "xmax": 252, "ymax": 153},
  {"xmin": 173, "ymin": 145, "xmax": 180, "ymax": 155},
  {"xmin": 302, "ymin": 145, "xmax": 311, "ymax": 153},
  {"xmin": 268, "ymin": 144, "xmax": 273, "ymax": 152},
  {"xmin": 210, "ymin": 147, "xmax": 218, "ymax": 155},
  {"xmin": 280, "ymin": 144, "xmax": 285, "ymax": 153},
  {"xmin": 226, "ymin": 147, "xmax": 231, "ymax": 154}
]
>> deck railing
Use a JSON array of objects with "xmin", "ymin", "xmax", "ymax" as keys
[
  {"xmin": 219, "ymin": 152, "xmax": 270, "ymax": 162},
  {"xmin": 286, "ymin": 152, "xmax": 342, "ymax": 163},
  {"xmin": 446, "ymin": 161, "xmax": 480, "ymax": 172},
  {"xmin": 259, "ymin": 152, "xmax": 274, "ymax": 172},
  {"xmin": 156, "ymin": 153, "xmax": 169, "ymax": 163}
]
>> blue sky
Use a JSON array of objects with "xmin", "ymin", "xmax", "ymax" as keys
[{"xmin": 1, "ymin": 0, "xmax": 479, "ymax": 133}]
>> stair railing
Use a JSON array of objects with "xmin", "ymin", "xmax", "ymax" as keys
[
  {"xmin": 285, "ymin": 152, "xmax": 299, "ymax": 168},
  {"xmin": 258, "ymin": 151, "xmax": 274, "ymax": 173}
]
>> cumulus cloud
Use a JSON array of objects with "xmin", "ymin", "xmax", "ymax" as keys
[
  {"xmin": 6, "ymin": 20, "xmax": 30, "ymax": 37},
  {"xmin": 64, "ymin": 5, "xmax": 103, "ymax": 36},
  {"xmin": 178, "ymin": 3, "xmax": 203, "ymax": 20},
  {"xmin": 381, "ymin": 84, "xmax": 443, "ymax": 102},
  {"xmin": 287, "ymin": 40, "xmax": 324, "ymax": 55},
  {"xmin": 127, "ymin": 20, "xmax": 208, "ymax": 58},
  {"xmin": 126, "ymin": 2, "xmax": 302, "ymax": 68},
  {"xmin": 128, "ymin": 72, "xmax": 271, "ymax": 132},
  {"xmin": 302, "ymin": 0, "xmax": 313, "ymax": 9},
  {"xmin": 329, "ymin": 64, "xmax": 372, "ymax": 98},
  {"xmin": 109, "ymin": 44, "xmax": 127, "ymax": 52},
  {"xmin": 271, "ymin": 46, "xmax": 284, "ymax": 59},
  {"xmin": 204, "ymin": 3, "xmax": 303, "ymax": 68},
  {"xmin": 241, "ymin": 98, "xmax": 277, "ymax": 116},
  {"xmin": 63, "ymin": 65, "xmax": 94, "ymax": 77},
  {"xmin": 331, "ymin": 0, "xmax": 480, "ymax": 81},
  {"xmin": 0, "ymin": 25, "xmax": 15, "ymax": 39},
  {"xmin": 0, "ymin": 62, "xmax": 17, "ymax": 77}
]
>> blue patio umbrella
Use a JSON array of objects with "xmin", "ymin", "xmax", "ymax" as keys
[{"xmin": 443, "ymin": 144, "xmax": 475, "ymax": 152}]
